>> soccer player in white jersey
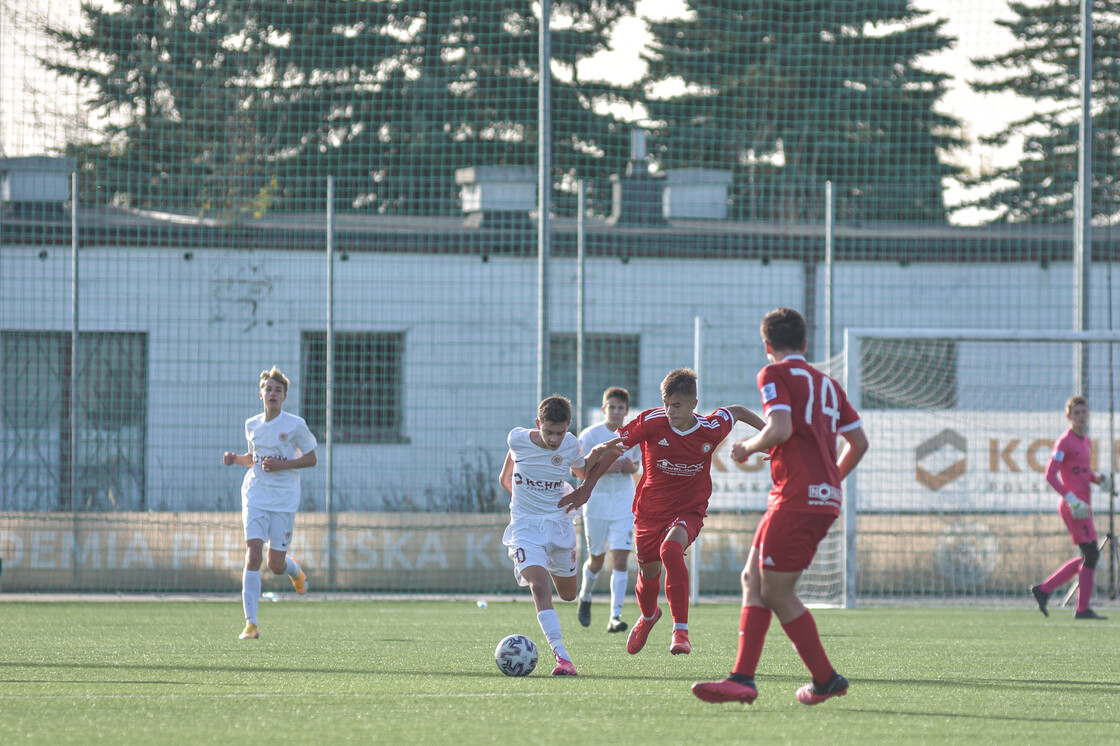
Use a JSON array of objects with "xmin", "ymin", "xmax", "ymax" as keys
[
  {"xmin": 576, "ymin": 387, "xmax": 641, "ymax": 633},
  {"xmin": 1030, "ymin": 395, "xmax": 1112, "ymax": 620},
  {"xmin": 223, "ymin": 366, "xmax": 317, "ymax": 640},
  {"xmin": 498, "ymin": 395, "xmax": 625, "ymax": 675}
]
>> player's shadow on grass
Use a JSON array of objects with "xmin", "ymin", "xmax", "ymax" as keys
[
  {"xmin": 846, "ymin": 707, "xmax": 1120, "ymax": 726},
  {"xmin": 0, "ymin": 660, "xmax": 504, "ymax": 680},
  {"xmin": 0, "ymin": 659, "xmax": 770, "ymax": 682},
  {"xmin": 0, "ymin": 676, "xmax": 222, "ymax": 686},
  {"xmin": 10, "ymin": 663, "xmax": 1116, "ymax": 689},
  {"xmin": 859, "ymin": 675, "xmax": 1120, "ymax": 691}
]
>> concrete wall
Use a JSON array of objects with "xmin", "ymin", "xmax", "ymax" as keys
[{"xmin": 2, "ymin": 245, "xmax": 1117, "ymax": 512}]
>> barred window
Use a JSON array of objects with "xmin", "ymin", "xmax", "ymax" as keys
[
  {"xmin": 1, "ymin": 330, "xmax": 147, "ymax": 510},
  {"xmin": 549, "ymin": 334, "xmax": 640, "ymax": 427},
  {"xmin": 301, "ymin": 331, "xmax": 406, "ymax": 444}
]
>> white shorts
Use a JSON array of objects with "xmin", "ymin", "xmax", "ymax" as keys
[
  {"xmin": 503, "ymin": 517, "xmax": 578, "ymax": 586},
  {"xmin": 243, "ymin": 505, "xmax": 295, "ymax": 551},
  {"xmin": 583, "ymin": 513, "xmax": 635, "ymax": 556}
]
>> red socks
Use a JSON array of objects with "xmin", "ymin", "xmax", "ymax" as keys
[
  {"xmin": 1041, "ymin": 557, "xmax": 1082, "ymax": 593},
  {"xmin": 781, "ymin": 611, "xmax": 834, "ymax": 684},
  {"xmin": 634, "ymin": 568, "xmax": 661, "ymax": 618},
  {"xmin": 732, "ymin": 608, "xmax": 833, "ymax": 683},
  {"xmin": 731, "ymin": 605, "xmax": 772, "ymax": 678},
  {"xmin": 661, "ymin": 540, "xmax": 689, "ymax": 624},
  {"xmin": 633, "ymin": 541, "xmax": 692, "ymax": 623}
]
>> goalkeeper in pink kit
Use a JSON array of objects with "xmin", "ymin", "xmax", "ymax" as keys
[{"xmin": 1030, "ymin": 395, "xmax": 1112, "ymax": 620}]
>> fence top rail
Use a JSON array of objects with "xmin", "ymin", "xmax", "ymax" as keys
[{"xmin": 845, "ymin": 328, "xmax": 1120, "ymax": 343}]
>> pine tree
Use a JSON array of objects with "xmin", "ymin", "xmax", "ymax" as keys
[
  {"xmin": 45, "ymin": 0, "xmax": 271, "ymax": 215},
  {"xmin": 263, "ymin": 1, "xmax": 638, "ymax": 216},
  {"xmin": 967, "ymin": 0, "xmax": 1120, "ymax": 223},
  {"xmin": 44, "ymin": 1, "xmax": 636, "ymax": 218},
  {"xmin": 636, "ymin": 1, "xmax": 962, "ymax": 222}
]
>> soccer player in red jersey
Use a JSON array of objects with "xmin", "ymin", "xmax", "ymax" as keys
[
  {"xmin": 1029, "ymin": 395, "xmax": 1112, "ymax": 620},
  {"xmin": 560, "ymin": 368, "xmax": 764, "ymax": 656},
  {"xmin": 692, "ymin": 307, "xmax": 868, "ymax": 706}
]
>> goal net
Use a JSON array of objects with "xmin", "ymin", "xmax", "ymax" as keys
[
  {"xmin": 696, "ymin": 329, "xmax": 1120, "ymax": 608},
  {"xmin": 825, "ymin": 329, "xmax": 1120, "ymax": 605}
]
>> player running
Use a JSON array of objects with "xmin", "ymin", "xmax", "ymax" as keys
[
  {"xmin": 561, "ymin": 368, "xmax": 764, "ymax": 656},
  {"xmin": 499, "ymin": 395, "xmax": 626, "ymax": 675},
  {"xmin": 576, "ymin": 386, "xmax": 641, "ymax": 633},
  {"xmin": 223, "ymin": 366, "xmax": 317, "ymax": 640}
]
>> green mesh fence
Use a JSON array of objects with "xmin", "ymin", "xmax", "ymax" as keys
[{"xmin": 1, "ymin": 1, "xmax": 1119, "ymax": 601}]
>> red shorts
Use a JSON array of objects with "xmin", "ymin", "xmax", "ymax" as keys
[
  {"xmin": 634, "ymin": 512, "xmax": 705, "ymax": 565},
  {"xmin": 1059, "ymin": 500, "xmax": 1098, "ymax": 545},
  {"xmin": 751, "ymin": 508, "xmax": 836, "ymax": 573}
]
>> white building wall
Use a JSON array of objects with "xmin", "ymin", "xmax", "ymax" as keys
[{"xmin": 3, "ymin": 245, "xmax": 1115, "ymax": 511}]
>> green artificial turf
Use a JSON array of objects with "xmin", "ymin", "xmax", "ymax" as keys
[{"xmin": 1, "ymin": 599, "xmax": 1117, "ymax": 744}]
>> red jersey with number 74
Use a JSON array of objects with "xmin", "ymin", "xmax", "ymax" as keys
[{"xmin": 758, "ymin": 355, "xmax": 862, "ymax": 515}]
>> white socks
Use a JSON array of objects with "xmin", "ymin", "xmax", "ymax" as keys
[
  {"xmin": 581, "ymin": 563, "xmax": 630, "ymax": 618},
  {"xmin": 244, "ymin": 559, "xmax": 300, "ymax": 625},
  {"xmin": 611, "ymin": 569, "xmax": 628, "ymax": 618},
  {"xmin": 242, "ymin": 569, "xmax": 261, "ymax": 624},
  {"xmin": 537, "ymin": 609, "xmax": 568, "ymax": 660},
  {"xmin": 579, "ymin": 562, "xmax": 599, "ymax": 602}
]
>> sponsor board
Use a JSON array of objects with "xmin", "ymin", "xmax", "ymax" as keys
[
  {"xmin": 709, "ymin": 413, "xmax": 1119, "ymax": 513},
  {"xmin": 0, "ymin": 512, "xmax": 513, "ymax": 590}
]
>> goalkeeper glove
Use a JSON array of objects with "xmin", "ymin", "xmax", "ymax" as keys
[
  {"xmin": 1097, "ymin": 473, "xmax": 1114, "ymax": 494},
  {"xmin": 1063, "ymin": 492, "xmax": 1091, "ymax": 520}
]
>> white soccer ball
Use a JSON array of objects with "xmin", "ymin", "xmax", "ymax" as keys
[{"xmin": 494, "ymin": 634, "xmax": 538, "ymax": 677}]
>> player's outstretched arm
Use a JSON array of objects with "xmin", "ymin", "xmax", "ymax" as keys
[
  {"xmin": 725, "ymin": 404, "xmax": 766, "ymax": 431},
  {"xmin": 557, "ymin": 484, "xmax": 591, "ymax": 513},
  {"xmin": 730, "ymin": 409, "xmax": 792, "ymax": 463},
  {"xmin": 559, "ymin": 438, "xmax": 626, "ymax": 513},
  {"xmin": 572, "ymin": 437, "xmax": 625, "ymax": 481}
]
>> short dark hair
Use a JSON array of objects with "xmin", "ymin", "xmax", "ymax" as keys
[
  {"xmin": 760, "ymin": 307, "xmax": 807, "ymax": 352},
  {"xmin": 602, "ymin": 386, "xmax": 630, "ymax": 407},
  {"xmin": 660, "ymin": 368, "xmax": 697, "ymax": 399},
  {"xmin": 538, "ymin": 395, "xmax": 573, "ymax": 425}
]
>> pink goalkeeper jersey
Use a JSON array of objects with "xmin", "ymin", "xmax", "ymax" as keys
[{"xmin": 1046, "ymin": 428, "xmax": 1094, "ymax": 505}]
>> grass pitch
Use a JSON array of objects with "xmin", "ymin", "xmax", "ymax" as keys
[{"xmin": 1, "ymin": 598, "xmax": 1118, "ymax": 744}]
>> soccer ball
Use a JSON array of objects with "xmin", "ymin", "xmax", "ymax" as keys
[{"xmin": 494, "ymin": 634, "xmax": 538, "ymax": 676}]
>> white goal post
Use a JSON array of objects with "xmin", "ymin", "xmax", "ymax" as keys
[
  {"xmin": 689, "ymin": 328, "xmax": 1119, "ymax": 608},
  {"xmin": 838, "ymin": 328, "xmax": 1120, "ymax": 608}
]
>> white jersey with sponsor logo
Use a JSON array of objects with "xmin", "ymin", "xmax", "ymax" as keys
[
  {"xmin": 507, "ymin": 427, "xmax": 585, "ymax": 523},
  {"xmin": 578, "ymin": 421, "xmax": 640, "ymax": 522},
  {"xmin": 241, "ymin": 410, "xmax": 318, "ymax": 513}
]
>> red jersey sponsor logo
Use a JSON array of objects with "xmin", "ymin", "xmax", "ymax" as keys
[
  {"xmin": 807, "ymin": 482, "xmax": 842, "ymax": 508},
  {"xmin": 654, "ymin": 459, "xmax": 706, "ymax": 478}
]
